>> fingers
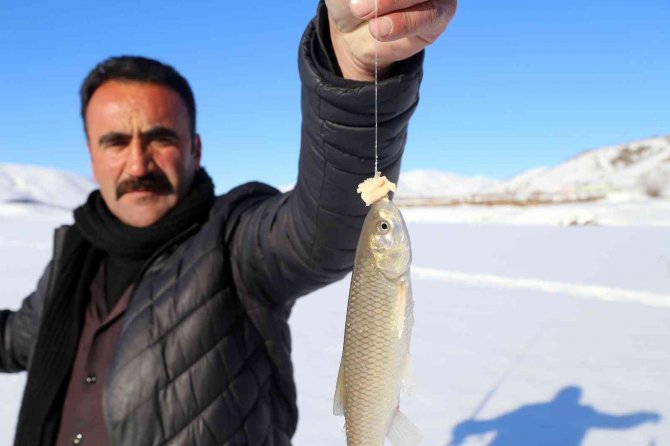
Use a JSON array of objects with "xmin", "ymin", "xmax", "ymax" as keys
[
  {"xmin": 329, "ymin": 0, "xmax": 428, "ymax": 33},
  {"xmin": 350, "ymin": 0, "xmax": 427, "ymax": 19},
  {"xmin": 370, "ymin": 0, "xmax": 457, "ymax": 42},
  {"xmin": 327, "ymin": 0, "xmax": 457, "ymax": 77}
]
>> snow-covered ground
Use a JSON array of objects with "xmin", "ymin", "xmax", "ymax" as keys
[
  {"xmin": 1, "ymin": 162, "xmax": 669, "ymax": 445},
  {"xmin": 291, "ymin": 223, "xmax": 670, "ymax": 445},
  {"xmin": 400, "ymin": 195, "xmax": 670, "ymax": 227}
]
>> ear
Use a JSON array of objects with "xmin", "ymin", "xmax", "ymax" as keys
[
  {"xmin": 192, "ymin": 134, "xmax": 202, "ymax": 166},
  {"xmin": 87, "ymin": 142, "xmax": 100, "ymax": 184}
]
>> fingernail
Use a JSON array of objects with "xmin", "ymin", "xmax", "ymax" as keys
[
  {"xmin": 351, "ymin": 0, "xmax": 375, "ymax": 18},
  {"xmin": 376, "ymin": 17, "xmax": 393, "ymax": 37}
]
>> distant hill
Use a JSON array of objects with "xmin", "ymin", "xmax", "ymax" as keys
[
  {"xmin": 395, "ymin": 135, "xmax": 670, "ymax": 205},
  {"xmin": 396, "ymin": 170, "xmax": 500, "ymax": 199},
  {"xmin": 3, "ymin": 135, "xmax": 668, "ymax": 210},
  {"xmin": 0, "ymin": 163, "xmax": 95, "ymax": 209}
]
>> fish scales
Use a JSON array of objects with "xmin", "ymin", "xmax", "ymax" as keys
[
  {"xmin": 335, "ymin": 198, "xmax": 420, "ymax": 446},
  {"xmin": 345, "ymin": 258, "xmax": 413, "ymax": 443}
]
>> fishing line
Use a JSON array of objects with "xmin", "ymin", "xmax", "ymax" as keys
[
  {"xmin": 467, "ymin": 324, "xmax": 550, "ymax": 421},
  {"xmin": 374, "ymin": 0, "xmax": 379, "ymax": 176}
]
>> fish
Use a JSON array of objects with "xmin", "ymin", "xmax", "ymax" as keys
[{"xmin": 334, "ymin": 196, "xmax": 421, "ymax": 446}]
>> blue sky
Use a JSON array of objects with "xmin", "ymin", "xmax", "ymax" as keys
[{"xmin": 1, "ymin": 0, "xmax": 668, "ymax": 193}]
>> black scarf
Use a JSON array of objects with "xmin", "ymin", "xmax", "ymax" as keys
[
  {"xmin": 74, "ymin": 168, "xmax": 216, "ymax": 259},
  {"xmin": 13, "ymin": 168, "xmax": 215, "ymax": 446}
]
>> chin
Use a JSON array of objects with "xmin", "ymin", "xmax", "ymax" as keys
[{"xmin": 117, "ymin": 212, "xmax": 163, "ymax": 228}]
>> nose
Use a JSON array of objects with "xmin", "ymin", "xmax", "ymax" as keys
[{"xmin": 126, "ymin": 139, "xmax": 153, "ymax": 177}]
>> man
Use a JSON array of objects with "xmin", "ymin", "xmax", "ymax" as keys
[{"xmin": 0, "ymin": 0, "xmax": 456, "ymax": 444}]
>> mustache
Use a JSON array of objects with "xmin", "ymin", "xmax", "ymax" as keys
[{"xmin": 116, "ymin": 173, "xmax": 174, "ymax": 199}]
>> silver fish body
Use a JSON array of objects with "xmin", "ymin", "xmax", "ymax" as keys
[{"xmin": 334, "ymin": 198, "xmax": 420, "ymax": 446}]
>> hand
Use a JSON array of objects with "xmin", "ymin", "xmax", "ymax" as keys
[{"xmin": 325, "ymin": 0, "xmax": 457, "ymax": 81}]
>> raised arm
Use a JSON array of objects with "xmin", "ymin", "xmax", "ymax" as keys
[
  {"xmin": 228, "ymin": 1, "xmax": 455, "ymax": 309},
  {"xmin": 589, "ymin": 408, "xmax": 661, "ymax": 430}
]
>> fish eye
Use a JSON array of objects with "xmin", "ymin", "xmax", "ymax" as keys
[{"xmin": 377, "ymin": 220, "xmax": 391, "ymax": 234}]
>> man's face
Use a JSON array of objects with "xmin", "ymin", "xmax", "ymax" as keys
[{"xmin": 85, "ymin": 81, "xmax": 201, "ymax": 227}]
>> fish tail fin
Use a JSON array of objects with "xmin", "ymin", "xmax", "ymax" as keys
[{"xmin": 387, "ymin": 408, "xmax": 422, "ymax": 446}]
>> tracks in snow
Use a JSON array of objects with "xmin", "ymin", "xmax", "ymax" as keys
[{"xmin": 412, "ymin": 266, "xmax": 670, "ymax": 308}]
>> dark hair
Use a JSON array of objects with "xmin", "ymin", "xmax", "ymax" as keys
[{"xmin": 80, "ymin": 55, "xmax": 196, "ymax": 137}]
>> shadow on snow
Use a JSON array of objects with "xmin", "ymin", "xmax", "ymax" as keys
[{"xmin": 447, "ymin": 386, "xmax": 661, "ymax": 446}]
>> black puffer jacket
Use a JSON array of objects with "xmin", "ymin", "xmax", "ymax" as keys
[{"xmin": 0, "ymin": 5, "xmax": 423, "ymax": 445}]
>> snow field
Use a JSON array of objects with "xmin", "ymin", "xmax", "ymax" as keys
[
  {"xmin": 1, "ymin": 205, "xmax": 669, "ymax": 445},
  {"xmin": 290, "ymin": 223, "xmax": 670, "ymax": 445}
]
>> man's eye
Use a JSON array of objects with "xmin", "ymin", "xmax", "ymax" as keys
[
  {"xmin": 152, "ymin": 137, "xmax": 177, "ymax": 146},
  {"xmin": 104, "ymin": 139, "xmax": 127, "ymax": 148}
]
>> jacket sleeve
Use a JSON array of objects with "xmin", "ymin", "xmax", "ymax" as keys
[
  {"xmin": 0, "ymin": 262, "xmax": 52, "ymax": 372},
  {"xmin": 228, "ymin": 3, "xmax": 423, "ymax": 309}
]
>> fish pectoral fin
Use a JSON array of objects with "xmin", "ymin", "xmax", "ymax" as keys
[
  {"xmin": 387, "ymin": 408, "xmax": 422, "ymax": 446},
  {"xmin": 395, "ymin": 279, "xmax": 408, "ymax": 339},
  {"xmin": 333, "ymin": 357, "xmax": 346, "ymax": 416}
]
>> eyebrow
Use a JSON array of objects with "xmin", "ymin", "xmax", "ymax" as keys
[
  {"xmin": 97, "ymin": 126, "xmax": 180, "ymax": 146},
  {"xmin": 98, "ymin": 132, "xmax": 130, "ymax": 146},
  {"xmin": 141, "ymin": 126, "xmax": 179, "ymax": 143}
]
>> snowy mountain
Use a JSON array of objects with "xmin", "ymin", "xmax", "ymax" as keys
[
  {"xmin": 493, "ymin": 135, "xmax": 670, "ymax": 201},
  {"xmin": 2, "ymin": 134, "xmax": 668, "ymax": 212},
  {"xmin": 0, "ymin": 163, "xmax": 95, "ymax": 209},
  {"xmin": 396, "ymin": 135, "xmax": 670, "ymax": 203}
]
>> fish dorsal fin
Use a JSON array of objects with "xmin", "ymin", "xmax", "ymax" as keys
[{"xmin": 397, "ymin": 278, "xmax": 416, "ymax": 396}]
